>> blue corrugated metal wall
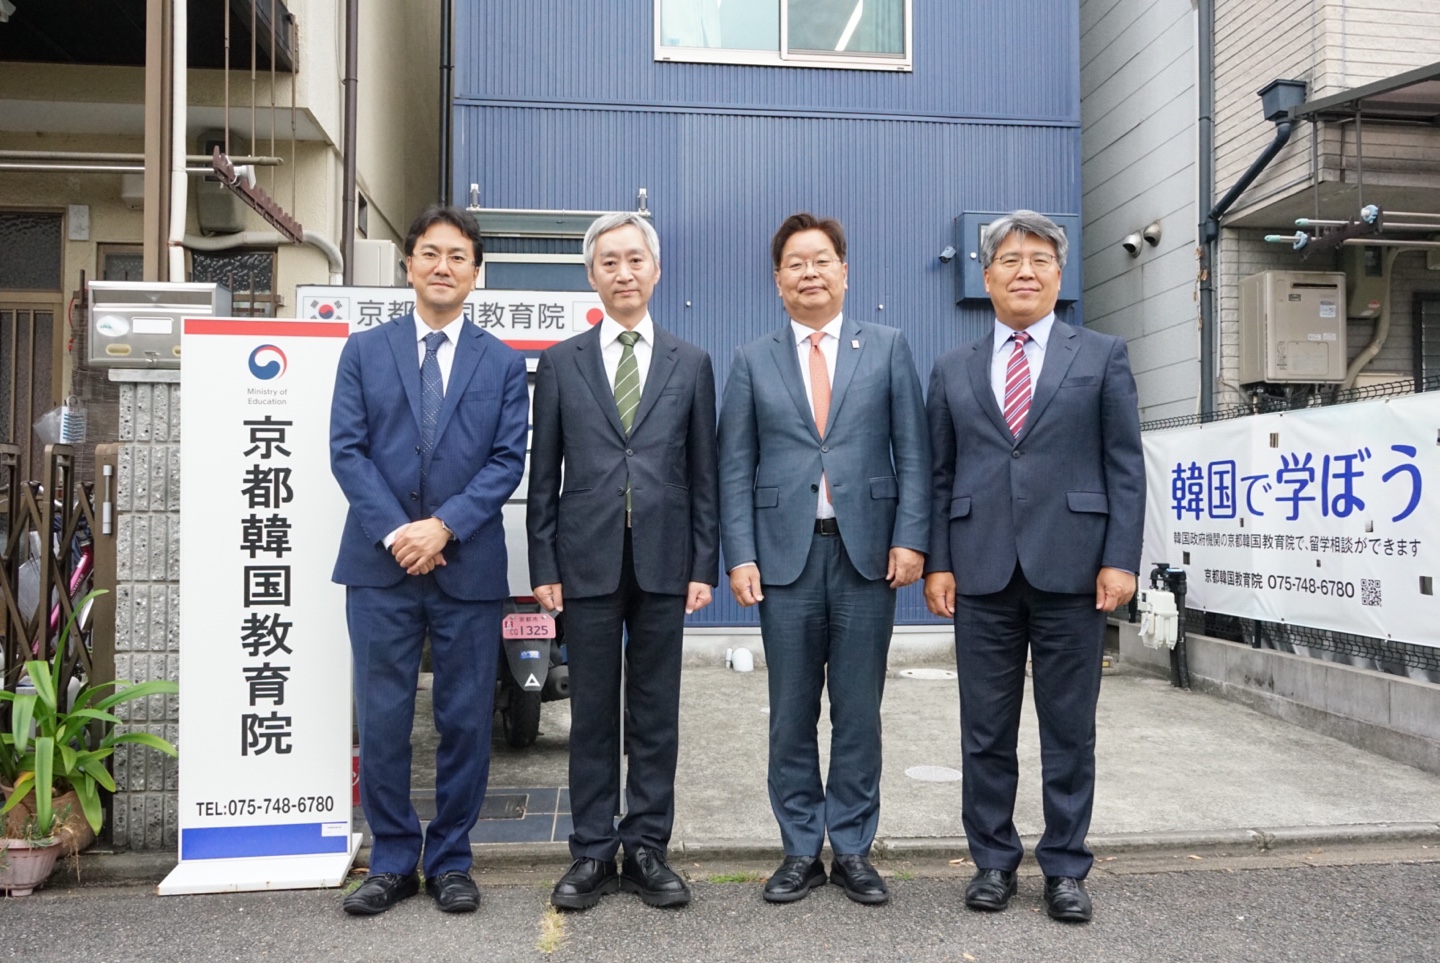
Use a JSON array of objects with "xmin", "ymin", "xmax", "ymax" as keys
[{"xmin": 453, "ymin": 2, "xmax": 1082, "ymax": 626}]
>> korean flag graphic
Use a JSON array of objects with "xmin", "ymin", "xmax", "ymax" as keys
[{"xmin": 305, "ymin": 296, "xmax": 350, "ymax": 320}]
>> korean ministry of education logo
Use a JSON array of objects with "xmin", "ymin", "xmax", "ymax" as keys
[{"xmin": 248, "ymin": 344, "xmax": 288, "ymax": 380}]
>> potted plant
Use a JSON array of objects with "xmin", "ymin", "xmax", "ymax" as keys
[
  {"xmin": 1, "ymin": 589, "xmax": 178, "ymax": 892},
  {"xmin": 0, "ymin": 812, "xmax": 64, "ymax": 896}
]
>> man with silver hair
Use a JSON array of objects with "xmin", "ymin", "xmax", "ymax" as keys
[
  {"xmin": 528, "ymin": 211, "xmax": 719, "ymax": 911},
  {"xmin": 924, "ymin": 210, "xmax": 1144, "ymax": 923}
]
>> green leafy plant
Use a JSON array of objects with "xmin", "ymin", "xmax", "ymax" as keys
[{"xmin": 0, "ymin": 590, "xmax": 178, "ymax": 837}]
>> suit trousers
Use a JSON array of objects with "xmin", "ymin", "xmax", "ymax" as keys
[
  {"xmin": 759, "ymin": 531, "xmax": 894, "ymax": 857},
  {"xmin": 562, "ymin": 530, "xmax": 686, "ymax": 861},
  {"xmin": 953, "ymin": 563, "xmax": 1107, "ymax": 879},
  {"xmin": 348, "ymin": 577, "xmax": 500, "ymax": 878}
]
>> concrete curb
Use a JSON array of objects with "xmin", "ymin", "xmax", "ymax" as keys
[{"xmin": 53, "ymin": 822, "xmax": 1440, "ymax": 888}]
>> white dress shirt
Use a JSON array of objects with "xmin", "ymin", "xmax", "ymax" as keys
[
  {"xmin": 990, "ymin": 312, "xmax": 1056, "ymax": 411},
  {"xmin": 413, "ymin": 310, "xmax": 468, "ymax": 392},
  {"xmin": 385, "ymin": 311, "xmax": 467, "ymax": 548},
  {"xmin": 600, "ymin": 313, "xmax": 655, "ymax": 394},
  {"xmin": 792, "ymin": 314, "xmax": 842, "ymax": 520}
]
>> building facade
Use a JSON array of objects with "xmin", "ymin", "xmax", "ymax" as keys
[{"xmin": 453, "ymin": 0, "xmax": 1087, "ymax": 626}]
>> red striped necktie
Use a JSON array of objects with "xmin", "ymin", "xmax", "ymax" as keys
[{"xmin": 1002, "ymin": 330, "xmax": 1032, "ymax": 437}]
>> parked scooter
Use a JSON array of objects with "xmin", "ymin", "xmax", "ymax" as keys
[{"xmin": 496, "ymin": 597, "xmax": 569, "ymax": 747}]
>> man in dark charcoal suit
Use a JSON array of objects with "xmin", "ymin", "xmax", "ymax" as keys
[
  {"xmin": 528, "ymin": 212, "xmax": 719, "ymax": 911},
  {"xmin": 924, "ymin": 210, "xmax": 1144, "ymax": 923},
  {"xmin": 331, "ymin": 205, "xmax": 528, "ymax": 915}
]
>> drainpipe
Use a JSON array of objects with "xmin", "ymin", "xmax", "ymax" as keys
[
  {"xmin": 1196, "ymin": 0, "xmax": 1216, "ymax": 414},
  {"xmin": 439, "ymin": 0, "xmax": 454, "ymax": 205},
  {"xmin": 167, "ymin": 0, "xmax": 188, "ymax": 281},
  {"xmin": 184, "ymin": 231, "xmax": 346, "ymax": 284},
  {"xmin": 1340, "ymin": 246, "xmax": 1402, "ymax": 388},
  {"xmin": 341, "ymin": 0, "xmax": 359, "ymax": 284},
  {"xmin": 1198, "ymin": 76, "xmax": 1306, "ymax": 412}
]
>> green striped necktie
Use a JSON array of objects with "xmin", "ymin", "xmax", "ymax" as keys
[{"xmin": 615, "ymin": 330, "xmax": 640, "ymax": 520}]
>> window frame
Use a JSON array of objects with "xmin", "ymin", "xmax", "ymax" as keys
[
  {"xmin": 477, "ymin": 253, "xmax": 588, "ymax": 292},
  {"xmin": 653, "ymin": 0, "xmax": 913, "ymax": 72},
  {"xmin": 187, "ymin": 247, "xmax": 281, "ymax": 317}
]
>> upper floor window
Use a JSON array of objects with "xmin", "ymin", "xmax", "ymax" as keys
[{"xmin": 656, "ymin": 0, "xmax": 912, "ymax": 71}]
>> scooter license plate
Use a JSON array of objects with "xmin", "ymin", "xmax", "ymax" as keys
[{"xmin": 502, "ymin": 613, "xmax": 556, "ymax": 639}]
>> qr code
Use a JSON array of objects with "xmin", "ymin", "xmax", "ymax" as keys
[{"xmin": 1361, "ymin": 579, "xmax": 1382, "ymax": 607}]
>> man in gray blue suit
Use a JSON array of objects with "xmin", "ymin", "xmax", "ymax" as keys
[
  {"xmin": 719, "ymin": 212, "xmax": 929, "ymax": 905},
  {"xmin": 924, "ymin": 210, "xmax": 1144, "ymax": 924}
]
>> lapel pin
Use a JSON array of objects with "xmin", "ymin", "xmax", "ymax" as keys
[{"xmin": 851, "ymin": 339, "xmax": 860, "ymax": 349}]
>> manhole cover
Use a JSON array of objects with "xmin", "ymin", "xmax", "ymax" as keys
[
  {"xmin": 897, "ymin": 668, "xmax": 957, "ymax": 681},
  {"xmin": 905, "ymin": 765, "xmax": 962, "ymax": 782}
]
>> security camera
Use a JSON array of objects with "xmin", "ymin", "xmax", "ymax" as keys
[
  {"xmin": 938, "ymin": 245, "xmax": 957, "ymax": 264},
  {"xmin": 1122, "ymin": 233, "xmax": 1142, "ymax": 257},
  {"xmin": 1143, "ymin": 221, "xmax": 1162, "ymax": 247}
]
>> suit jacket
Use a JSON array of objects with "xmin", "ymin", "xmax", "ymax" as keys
[
  {"xmin": 526, "ymin": 322, "xmax": 720, "ymax": 599},
  {"xmin": 925, "ymin": 321, "xmax": 1145, "ymax": 597},
  {"xmin": 330, "ymin": 314, "xmax": 529, "ymax": 601},
  {"xmin": 718, "ymin": 318, "xmax": 930, "ymax": 586}
]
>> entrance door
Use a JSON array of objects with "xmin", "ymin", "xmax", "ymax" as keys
[{"xmin": 0, "ymin": 302, "xmax": 61, "ymax": 480}]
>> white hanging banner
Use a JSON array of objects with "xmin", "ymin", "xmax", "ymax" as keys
[
  {"xmin": 1142, "ymin": 392, "xmax": 1440, "ymax": 646},
  {"xmin": 162, "ymin": 318, "xmax": 360, "ymax": 895}
]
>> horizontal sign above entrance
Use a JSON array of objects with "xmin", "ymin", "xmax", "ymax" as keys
[{"xmin": 297, "ymin": 286, "xmax": 603, "ymax": 351}]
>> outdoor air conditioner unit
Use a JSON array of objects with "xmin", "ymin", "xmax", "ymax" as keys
[
  {"xmin": 352, "ymin": 239, "xmax": 406, "ymax": 287},
  {"xmin": 1237, "ymin": 270, "xmax": 1347, "ymax": 385}
]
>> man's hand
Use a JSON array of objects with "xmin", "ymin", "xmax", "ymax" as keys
[
  {"xmin": 685, "ymin": 582, "xmax": 713, "ymax": 615},
  {"xmin": 924, "ymin": 572, "xmax": 956, "ymax": 618},
  {"xmin": 533, "ymin": 583, "xmax": 564, "ymax": 614},
  {"xmin": 729, "ymin": 563, "xmax": 764, "ymax": 607},
  {"xmin": 391, "ymin": 518, "xmax": 450, "ymax": 575},
  {"xmin": 886, "ymin": 547, "xmax": 925, "ymax": 589},
  {"xmin": 1095, "ymin": 567, "xmax": 1137, "ymax": 612}
]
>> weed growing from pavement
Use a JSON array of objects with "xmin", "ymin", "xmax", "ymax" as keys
[
  {"xmin": 537, "ymin": 906, "xmax": 567, "ymax": 954},
  {"xmin": 705, "ymin": 870, "xmax": 766, "ymax": 883}
]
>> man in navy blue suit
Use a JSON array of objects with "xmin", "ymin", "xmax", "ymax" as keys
[
  {"xmin": 924, "ymin": 210, "xmax": 1143, "ymax": 923},
  {"xmin": 330, "ymin": 206, "xmax": 528, "ymax": 915}
]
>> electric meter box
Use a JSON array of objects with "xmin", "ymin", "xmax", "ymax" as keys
[
  {"xmin": 87, "ymin": 281, "xmax": 232, "ymax": 368},
  {"xmin": 1237, "ymin": 270, "xmax": 1347, "ymax": 385}
]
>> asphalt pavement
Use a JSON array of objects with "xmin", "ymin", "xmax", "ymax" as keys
[
  {"xmin": 6, "ymin": 854, "xmax": 1440, "ymax": 962},
  {"xmin": 10, "ymin": 642, "xmax": 1440, "ymax": 961}
]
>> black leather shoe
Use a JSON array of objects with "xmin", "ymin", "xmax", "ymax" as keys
[
  {"xmin": 620, "ymin": 847, "xmax": 691, "ymax": 907},
  {"xmin": 342, "ymin": 872, "xmax": 420, "ymax": 915},
  {"xmin": 550, "ymin": 857, "xmax": 619, "ymax": 910},
  {"xmin": 428, "ymin": 871, "xmax": 480, "ymax": 913},
  {"xmin": 830, "ymin": 853, "xmax": 890, "ymax": 905},
  {"xmin": 762, "ymin": 855, "xmax": 827, "ymax": 904},
  {"xmin": 964, "ymin": 868, "xmax": 1018, "ymax": 911},
  {"xmin": 1043, "ymin": 876, "xmax": 1093, "ymax": 923}
]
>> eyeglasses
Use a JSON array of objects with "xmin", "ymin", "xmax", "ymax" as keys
[
  {"xmin": 411, "ymin": 251, "xmax": 473, "ymax": 269},
  {"xmin": 779, "ymin": 257, "xmax": 841, "ymax": 276},
  {"xmin": 991, "ymin": 253, "xmax": 1058, "ymax": 272}
]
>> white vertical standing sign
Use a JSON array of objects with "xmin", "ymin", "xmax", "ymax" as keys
[{"xmin": 161, "ymin": 318, "xmax": 359, "ymax": 895}]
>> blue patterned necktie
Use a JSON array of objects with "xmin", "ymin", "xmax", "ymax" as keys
[{"xmin": 420, "ymin": 330, "xmax": 447, "ymax": 476}]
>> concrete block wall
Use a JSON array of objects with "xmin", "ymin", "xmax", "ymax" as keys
[
  {"xmin": 1118, "ymin": 621, "xmax": 1440, "ymax": 775},
  {"xmin": 109, "ymin": 381, "xmax": 181, "ymax": 851}
]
